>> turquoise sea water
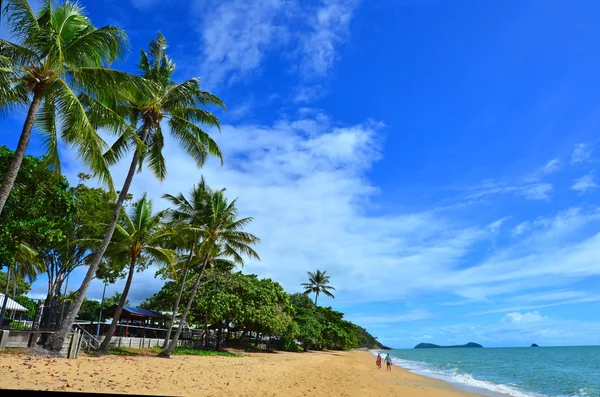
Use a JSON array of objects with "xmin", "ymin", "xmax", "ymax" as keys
[{"xmin": 377, "ymin": 346, "xmax": 600, "ymax": 397}]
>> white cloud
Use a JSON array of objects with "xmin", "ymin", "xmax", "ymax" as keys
[
  {"xmin": 519, "ymin": 183, "xmax": 552, "ymax": 200},
  {"xmin": 195, "ymin": 0, "xmax": 358, "ymax": 87},
  {"xmin": 469, "ymin": 182, "xmax": 553, "ymax": 201},
  {"xmin": 197, "ymin": 0, "xmax": 289, "ymax": 85},
  {"xmin": 512, "ymin": 221, "xmax": 530, "ymax": 236},
  {"xmin": 571, "ymin": 173, "xmax": 597, "ymax": 194},
  {"xmin": 299, "ymin": 0, "xmax": 357, "ymax": 76},
  {"xmin": 488, "ymin": 217, "xmax": 509, "ymax": 233},
  {"xmin": 571, "ymin": 143, "xmax": 592, "ymax": 164},
  {"xmin": 502, "ymin": 311, "xmax": 546, "ymax": 324},
  {"xmin": 540, "ymin": 158, "xmax": 560, "ymax": 174}
]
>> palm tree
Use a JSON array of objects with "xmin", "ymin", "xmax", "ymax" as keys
[
  {"xmin": 0, "ymin": 0, "xmax": 136, "ymax": 214},
  {"xmin": 47, "ymin": 33, "xmax": 224, "ymax": 352},
  {"xmin": 159, "ymin": 187, "xmax": 260, "ymax": 358},
  {"xmin": 160, "ymin": 178, "xmax": 211, "ymax": 348},
  {"xmin": 302, "ymin": 270, "xmax": 335, "ymax": 306},
  {"xmin": 0, "ymin": 243, "xmax": 44, "ymax": 322},
  {"xmin": 96, "ymin": 193, "xmax": 175, "ymax": 353}
]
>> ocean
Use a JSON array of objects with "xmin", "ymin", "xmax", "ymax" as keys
[{"xmin": 377, "ymin": 346, "xmax": 600, "ymax": 397}]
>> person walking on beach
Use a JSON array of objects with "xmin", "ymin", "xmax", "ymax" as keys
[
  {"xmin": 376, "ymin": 353, "xmax": 382, "ymax": 369},
  {"xmin": 385, "ymin": 354, "xmax": 392, "ymax": 372}
]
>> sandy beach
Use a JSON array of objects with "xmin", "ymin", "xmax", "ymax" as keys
[{"xmin": 0, "ymin": 350, "xmax": 478, "ymax": 396}]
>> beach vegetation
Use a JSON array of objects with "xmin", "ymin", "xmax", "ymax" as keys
[
  {"xmin": 48, "ymin": 31, "xmax": 224, "ymax": 353},
  {"xmin": 302, "ymin": 269, "xmax": 336, "ymax": 306},
  {"xmin": 93, "ymin": 193, "xmax": 176, "ymax": 353},
  {"xmin": 0, "ymin": 1, "xmax": 385, "ymax": 358},
  {"xmin": 0, "ymin": 0, "xmax": 137, "ymax": 215}
]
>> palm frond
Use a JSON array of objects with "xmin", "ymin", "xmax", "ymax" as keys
[
  {"xmin": 63, "ymin": 25, "xmax": 129, "ymax": 65},
  {"xmin": 36, "ymin": 95, "xmax": 60, "ymax": 172},
  {"xmin": 52, "ymin": 77, "xmax": 114, "ymax": 192},
  {"xmin": 145, "ymin": 124, "xmax": 167, "ymax": 180}
]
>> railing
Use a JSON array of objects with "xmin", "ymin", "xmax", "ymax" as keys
[{"xmin": 72, "ymin": 323, "xmax": 101, "ymax": 351}]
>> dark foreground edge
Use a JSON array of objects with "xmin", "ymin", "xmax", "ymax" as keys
[{"xmin": 1, "ymin": 390, "xmax": 179, "ymax": 397}]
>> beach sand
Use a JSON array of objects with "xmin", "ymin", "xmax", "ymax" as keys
[{"xmin": 0, "ymin": 350, "xmax": 478, "ymax": 396}]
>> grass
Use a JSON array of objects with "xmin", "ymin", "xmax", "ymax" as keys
[{"xmin": 106, "ymin": 346, "xmax": 242, "ymax": 357}]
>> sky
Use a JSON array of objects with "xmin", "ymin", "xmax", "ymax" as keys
[{"xmin": 2, "ymin": 0, "xmax": 600, "ymax": 348}]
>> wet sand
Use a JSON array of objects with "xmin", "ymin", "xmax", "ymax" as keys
[{"xmin": 0, "ymin": 350, "xmax": 478, "ymax": 396}]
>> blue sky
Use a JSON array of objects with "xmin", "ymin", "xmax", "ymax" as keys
[{"xmin": 2, "ymin": 0, "xmax": 600, "ymax": 348}]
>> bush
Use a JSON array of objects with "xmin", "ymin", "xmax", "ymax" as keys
[{"xmin": 282, "ymin": 340, "xmax": 303, "ymax": 352}]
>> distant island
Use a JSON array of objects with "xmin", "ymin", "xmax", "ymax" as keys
[
  {"xmin": 531, "ymin": 343, "xmax": 539, "ymax": 347},
  {"xmin": 414, "ymin": 342, "xmax": 483, "ymax": 349}
]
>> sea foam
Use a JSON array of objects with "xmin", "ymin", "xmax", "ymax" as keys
[{"xmin": 368, "ymin": 350, "xmax": 579, "ymax": 397}]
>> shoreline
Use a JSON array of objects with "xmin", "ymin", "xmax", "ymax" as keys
[
  {"xmin": 370, "ymin": 350, "xmax": 524, "ymax": 397},
  {"xmin": 0, "ymin": 350, "xmax": 480, "ymax": 396}
]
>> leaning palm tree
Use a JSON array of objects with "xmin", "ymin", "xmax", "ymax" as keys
[
  {"xmin": 47, "ymin": 33, "xmax": 224, "ymax": 352},
  {"xmin": 159, "ymin": 188, "xmax": 260, "ymax": 358},
  {"xmin": 160, "ymin": 178, "xmax": 212, "ymax": 348},
  {"xmin": 302, "ymin": 270, "xmax": 335, "ymax": 305},
  {"xmin": 96, "ymin": 193, "xmax": 176, "ymax": 353},
  {"xmin": 0, "ymin": 0, "xmax": 137, "ymax": 214}
]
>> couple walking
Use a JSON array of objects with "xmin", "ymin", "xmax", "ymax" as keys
[{"xmin": 376, "ymin": 353, "xmax": 392, "ymax": 371}]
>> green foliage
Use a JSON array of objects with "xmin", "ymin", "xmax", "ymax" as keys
[
  {"xmin": 139, "ymin": 279, "xmax": 180, "ymax": 311},
  {"xmin": 77, "ymin": 298, "xmax": 101, "ymax": 321},
  {"xmin": 9, "ymin": 320, "xmax": 28, "ymax": 329},
  {"xmin": 42, "ymin": 178, "xmax": 117, "ymax": 304},
  {"xmin": 13, "ymin": 295, "xmax": 36, "ymax": 319},
  {"xmin": 190, "ymin": 271, "xmax": 294, "ymax": 338},
  {"xmin": 162, "ymin": 347, "xmax": 242, "ymax": 357},
  {"xmin": 103, "ymin": 292, "xmax": 130, "ymax": 308},
  {"xmin": 0, "ymin": 0, "xmax": 142, "ymax": 189},
  {"xmin": 107, "ymin": 346, "xmax": 242, "ymax": 357},
  {"xmin": 286, "ymin": 293, "xmax": 373, "ymax": 351},
  {"xmin": 301, "ymin": 269, "xmax": 335, "ymax": 306},
  {"xmin": 0, "ymin": 271, "xmax": 30, "ymax": 295},
  {"xmin": 0, "ymin": 146, "xmax": 73, "ymax": 267}
]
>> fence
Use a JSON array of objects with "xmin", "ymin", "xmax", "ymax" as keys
[{"xmin": 0, "ymin": 296, "xmax": 71, "ymax": 332}]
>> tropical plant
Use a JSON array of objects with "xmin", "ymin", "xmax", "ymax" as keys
[
  {"xmin": 41, "ymin": 176, "xmax": 116, "ymax": 308},
  {"xmin": 301, "ymin": 269, "xmax": 335, "ymax": 306},
  {"xmin": 96, "ymin": 193, "xmax": 175, "ymax": 353},
  {"xmin": 0, "ymin": 146, "xmax": 73, "ymax": 274},
  {"xmin": 0, "ymin": 0, "xmax": 136, "ymax": 215},
  {"xmin": 48, "ymin": 33, "xmax": 224, "ymax": 352},
  {"xmin": 159, "ymin": 177, "xmax": 212, "ymax": 348},
  {"xmin": 159, "ymin": 187, "xmax": 260, "ymax": 357},
  {"xmin": 0, "ymin": 245, "xmax": 44, "ymax": 322}
]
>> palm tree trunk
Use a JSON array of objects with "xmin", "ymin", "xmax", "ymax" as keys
[
  {"xmin": 159, "ymin": 257, "xmax": 209, "ymax": 358},
  {"xmin": 45, "ymin": 125, "xmax": 151, "ymax": 353},
  {"xmin": 315, "ymin": 292, "xmax": 319, "ymax": 306},
  {"xmin": 10, "ymin": 269, "xmax": 17, "ymax": 318},
  {"xmin": 0, "ymin": 266, "xmax": 11, "ymax": 324},
  {"xmin": 162, "ymin": 246, "xmax": 195, "ymax": 349},
  {"xmin": 0, "ymin": 92, "xmax": 44, "ymax": 215},
  {"xmin": 99, "ymin": 256, "xmax": 137, "ymax": 352}
]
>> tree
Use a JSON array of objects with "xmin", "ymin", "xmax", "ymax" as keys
[
  {"xmin": 288, "ymin": 293, "xmax": 323, "ymax": 351},
  {"xmin": 0, "ymin": 270, "xmax": 30, "ymax": 296},
  {"xmin": 48, "ymin": 32, "xmax": 224, "ymax": 353},
  {"xmin": 0, "ymin": 146, "xmax": 72, "ymax": 271},
  {"xmin": 159, "ymin": 187, "xmax": 260, "ymax": 358},
  {"xmin": 0, "ymin": 0, "xmax": 136, "ymax": 215},
  {"xmin": 41, "ymin": 177, "xmax": 116, "ymax": 308},
  {"xmin": 301, "ymin": 270, "xmax": 335, "ymax": 306},
  {"xmin": 0, "ymin": 145, "xmax": 69, "ymax": 323},
  {"xmin": 159, "ymin": 177, "xmax": 212, "ymax": 348},
  {"xmin": 103, "ymin": 292, "xmax": 130, "ymax": 308},
  {"xmin": 97, "ymin": 193, "xmax": 175, "ymax": 353},
  {"xmin": 76, "ymin": 298, "xmax": 101, "ymax": 322}
]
